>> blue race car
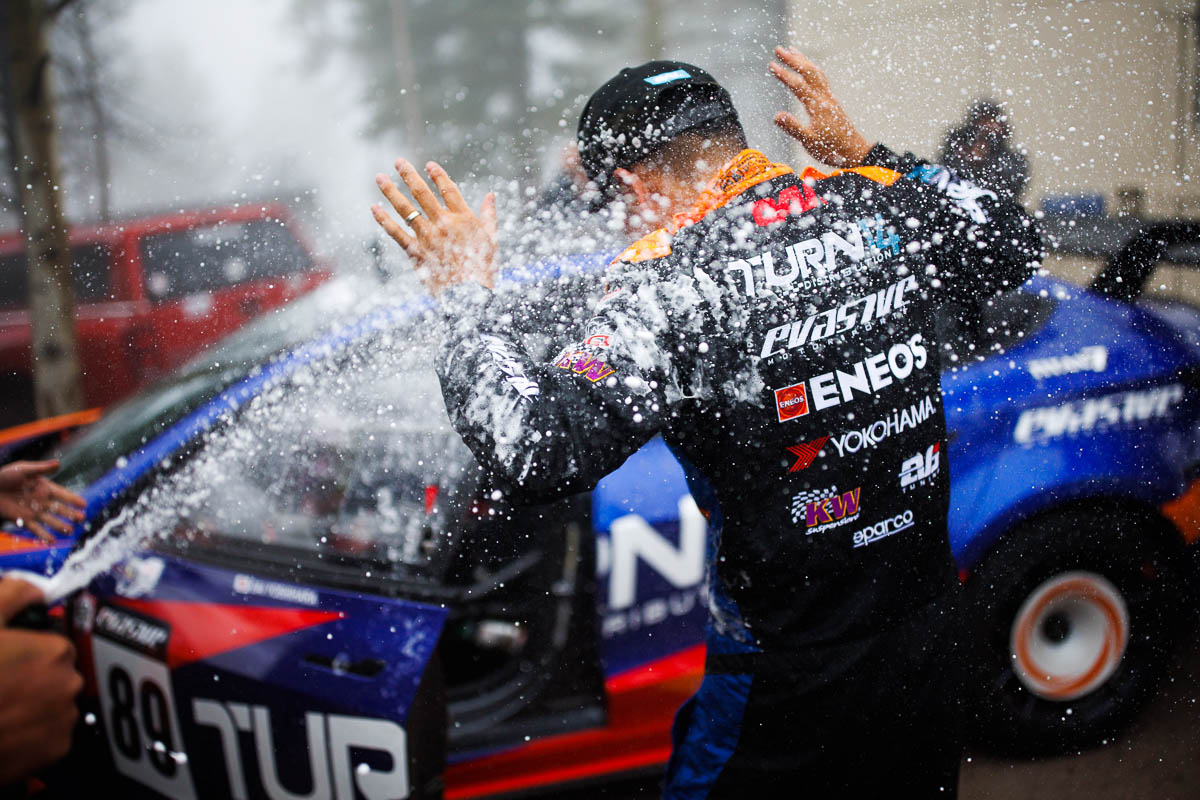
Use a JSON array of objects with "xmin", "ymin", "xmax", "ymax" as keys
[{"xmin": 3, "ymin": 221, "xmax": 1200, "ymax": 797}]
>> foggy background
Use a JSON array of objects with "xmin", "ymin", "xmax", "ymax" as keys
[
  {"xmin": 0, "ymin": 0, "xmax": 797, "ymax": 266},
  {"xmin": 5, "ymin": 0, "xmax": 1198, "ymax": 276}
]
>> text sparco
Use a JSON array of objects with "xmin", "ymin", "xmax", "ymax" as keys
[
  {"xmin": 853, "ymin": 510, "xmax": 915, "ymax": 548},
  {"xmin": 830, "ymin": 395, "xmax": 937, "ymax": 456},
  {"xmin": 761, "ymin": 275, "xmax": 918, "ymax": 358},
  {"xmin": 1013, "ymin": 383, "xmax": 1184, "ymax": 444}
]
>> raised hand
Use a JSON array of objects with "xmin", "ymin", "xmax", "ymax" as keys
[
  {"xmin": 372, "ymin": 159, "xmax": 498, "ymax": 296},
  {"xmin": 0, "ymin": 460, "xmax": 86, "ymax": 543},
  {"xmin": 770, "ymin": 47, "xmax": 873, "ymax": 168}
]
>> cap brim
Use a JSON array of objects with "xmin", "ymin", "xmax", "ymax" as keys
[{"xmin": 660, "ymin": 100, "xmax": 738, "ymax": 141}]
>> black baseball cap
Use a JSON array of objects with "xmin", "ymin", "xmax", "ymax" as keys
[{"xmin": 577, "ymin": 60, "xmax": 741, "ymax": 189}]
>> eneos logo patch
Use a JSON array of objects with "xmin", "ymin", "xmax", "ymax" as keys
[{"xmin": 775, "ymin": 382, "xmax": 810, "ymax": 422}]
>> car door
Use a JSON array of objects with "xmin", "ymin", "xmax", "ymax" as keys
[
  {"xmin": 0, "ymin": 237, "xmax": 129, "ymax": 422},
  {"xmin": 74, "ymin": 555, "xmax": 447, "ymax": 800}
]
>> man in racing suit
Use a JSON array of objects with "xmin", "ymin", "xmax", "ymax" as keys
[{"xmin": 373, "ymin": 48, "xmax": 1043, "ymax": 797}]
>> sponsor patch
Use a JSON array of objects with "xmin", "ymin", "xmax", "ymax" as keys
[
  {"xmin": 786, "ymin": 436, "xmax": 830, "ymax": 472},
  {"xmin": 1027, "ymin": 346, "xmax": 1108, "ymax": 380},
  {"xmin": 481, "ymin": 334, "xmax": 540, "ymax": 400},
  {"xmin": 775, "ymin": 382, "xmax": 810, "ymax": 422},
  {"xmin": 761, "ymin": 274, "xmax": 917, "ymax": 358},
  {"xmin": 644, "ymin": 68, "xmax": 691, "ymax": 85},
  {"xmin": 751, "ymin": 183, "xmax": 825, "ymax": 226},
  {"xmin": 555, "ymin": 350, "xmax": 616, "ymax": 382},
  {"xmin": 113, "ymin": 556, "xmax": 165, "ymax": 599},
  {"xmin": 776, "ymin": 334, "xmax": 930, "ymax": 417},
  {"xmin": 232, "ymin": 573, "xmax": 319, "ymax": 607},
  {"xmin": 724, "ymin": 214, "xmax": 899, "ymax": 297},
  {"xmin": 1014, "ymin": 383, "xmax": 1183, "ymax": 445},
  {"xmin": 94, "ymin": 605, "xmax": 169, "ymax": 658},
  {"xmin": 853, "ymin": 509, "xmax": 915, "ymax": 548},
  {"xmin": 906, "ymin": 164, "xmax": 997, "ymax": 224},
  {"xmin": 830, "ymin": 395, "xmax": 937, "ymax": 456},
  {"xmin": 790, "ymin": 485, "xmax": 862, "ymax": 532},
  {"xmin": 899, "ymin": 443, "xmax": 940, "ymax": 490}
]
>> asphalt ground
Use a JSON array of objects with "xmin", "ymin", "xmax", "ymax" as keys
[
  {"xmin": 575, "ymin": 624, "xmax": 1200, "ymax": 799},
  {"xmin": 960, "ymin": 624, "xmax": 1200, "ymax": 799}
]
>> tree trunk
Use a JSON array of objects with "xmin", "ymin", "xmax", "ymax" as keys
[
  {"xmin": 1, "ymin": 0, "xmax": 84, "ymax": 418},
  {"xmin": 389, "ymin": 0, "xmax": 424, "ymax": 157},
  {"xmin": 73, "ymin": 4, "xmax": 112, "ymax": 222}
]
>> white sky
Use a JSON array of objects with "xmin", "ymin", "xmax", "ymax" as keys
[{"xmin": 110, "ymin": 0, "xmax": 400, "ymax": 258}]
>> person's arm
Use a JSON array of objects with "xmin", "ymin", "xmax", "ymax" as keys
[
  {"xmin": 861, "ymin": 143, "xmax": 1043, "ymax": 300},
  {"xmin": 434, "ymin": 259, "xmax": 696, "ymax": 501},
  {"xmin": 770, "ymin": 47, "xmax": 1042, "ymax": 301},
  {"xmin": 0, "ymin": 578, "xmax": 83, "ymax": 784},
  {"xmin": 371, "ymin": 158, "xmax": 697, "ymax": 502}
]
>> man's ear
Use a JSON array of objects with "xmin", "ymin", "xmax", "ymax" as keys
[
  {"xmin": 614, "ymin": 167, "xmax": 662, "ymax": 219},
  {"xmin": 613, "ymin": 167, "xmax": 650, "ymax": 208}
]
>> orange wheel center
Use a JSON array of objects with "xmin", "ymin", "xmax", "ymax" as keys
[{"xmin": 1010, "ymin": 571, "xmax": 1129, "ymax": 702}]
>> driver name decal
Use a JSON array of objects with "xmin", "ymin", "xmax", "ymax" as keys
[{"xmin": 1014, "ymin": 384, "xmax": 1183, "ymax": 445}]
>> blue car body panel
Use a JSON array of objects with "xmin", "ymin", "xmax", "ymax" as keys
[
  {"xmin": 80, "ymin": 554, "xmax": 445, "ymax": 799},
  {"xmin": 942, "ymin": 276, "xmax": 1200, "ymax": 567}
]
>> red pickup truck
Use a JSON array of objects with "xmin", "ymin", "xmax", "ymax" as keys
[{"xmin": 0, "ymin": 203, "xmax": 330, "ymax": 424}]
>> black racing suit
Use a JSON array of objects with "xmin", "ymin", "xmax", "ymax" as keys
[{"xmin": 434, "ymin": 145, "xmax": 1042, "ymax": 797}]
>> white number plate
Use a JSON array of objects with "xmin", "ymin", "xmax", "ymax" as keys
[{"xmin": 93, "ymin": 635, "xmax": 197, "ymax": 800}]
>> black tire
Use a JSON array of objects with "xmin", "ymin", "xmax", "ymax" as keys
[{"xmin": 963, "ymin": 503, "xmax": 1187, "ymax": 755}]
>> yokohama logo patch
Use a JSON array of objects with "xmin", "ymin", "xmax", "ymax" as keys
[
  {"xmin": 786, "ymin": 436, "xmax": 829, "ymax": 472},
  {"xmin": 775, "ymin": 382, "xmax": 810, "ymax": 422}
]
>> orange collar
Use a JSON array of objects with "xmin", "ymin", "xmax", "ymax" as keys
[
  {"xmin": 799, "ymin": 164, "xmax": 902, "ymax": 186},
  {"xmin": 612, "ymin": 149, "xmax": 793, "ymax": 266},
  {"xmin": 668, "ymin": 149, "xmax": 793, "ymax": 232}
]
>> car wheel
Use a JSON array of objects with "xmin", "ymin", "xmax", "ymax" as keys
[{"xmin": 964, "ymin": 504, "xmax": 1187, "ymax": 755}]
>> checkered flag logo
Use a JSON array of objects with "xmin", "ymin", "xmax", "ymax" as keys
[{"xmin": 791, "ymin": 485, "xmax": 836, "ymax": 524}]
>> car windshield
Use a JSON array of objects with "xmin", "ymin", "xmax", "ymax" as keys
[
  {"xmin": 55, "ymin": 276, "xmax": 390, "ymax": 489},
  {"xmin": 173, "ymin": 342, "xmax": 477, "ymax": 582}
]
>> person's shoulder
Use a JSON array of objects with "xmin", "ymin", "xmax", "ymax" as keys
[{"xmin": 611, "ymin": 228, "xmax": 673, "ymax": 266}]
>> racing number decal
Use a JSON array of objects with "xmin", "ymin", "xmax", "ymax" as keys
[{"xmin": 93, "ymin": 634, "xmax": 197, "ymax": 800}]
